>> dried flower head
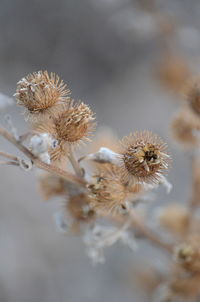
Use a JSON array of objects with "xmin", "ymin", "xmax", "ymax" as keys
[
  {"xmin": 35, "ymin": 101, "xmax": 95, "ymax": 144},
  {"xmin": 175, "ymin": 238, "xmax": 200, "ymax": 273},
  {"xmin": 158, "ymin": 204, "xmax": 190, "ymax": 237},
  {"xmin": 15, "ymin": 71, "xmax": 70, "ymax": 121},
  {"xmin": 54, "ymin": 101, "xmax": 95, "ymax": 144},
  {"xmin": 119, "ymin": 131, "xmax": 170, "ymax": 185},
  {"xmin": 171, "ymin": 109, "xmax": 200, "ymax": 147},
  {"xmin": 33, "ymin": 101, "xmax": 95, "ymax": 163},
  {"xmin": 158, "ymin": 54, "xmax": 190, "ymax": 93},
  {"xmin": 39, "ymin": 173, "xmax": 68, "ymax": 200},
  {"xmin": 88, "ymin": 165, "xmax": 128, "ymax": 215},
  {"xmin": 184, "ymin": 77, "xmax": 200, "ymax": 116}
]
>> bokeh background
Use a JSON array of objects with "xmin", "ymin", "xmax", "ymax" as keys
[{"xmin": 0, "ymin": 0, "xmax": 200, "ymax": 301}]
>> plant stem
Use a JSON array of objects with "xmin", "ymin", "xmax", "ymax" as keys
[
  {"xmin": 0, "ymin": 151, "xmax": 18, "ymax": 161},
  {"xmin": 0, "ymin": 126, "xmax": 86, "ymax": 186},
  {"xmin": 0, "ymin": 160, "xmax": 19, "ymax": 166},
  {"xmin": 68, "ymin": 145, "xmax": 84, "ymax": 177}
]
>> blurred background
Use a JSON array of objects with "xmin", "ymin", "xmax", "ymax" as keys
[{"xmin": 0, "ymin": 0, "xmax": 200, "ymax": 301}]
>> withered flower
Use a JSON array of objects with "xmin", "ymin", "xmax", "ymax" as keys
[
  {"xmin": 158, "ymin": 54, "xmax": 190, "ymax": 93},
  {"xmin": 157, "ymin": 54, "xmax": 190, "ymax": 93},
  {"xmin": 54, "ymin": 101, "xmax": 95, "ymax": 144},
  {"xmin": 175, "ymin": 238, "xmax": 200, "ymax": 274},
  {"xmin": 119, "ymin": 131, "xmax": 170, "ymax": 185},
  {"xmin": 171, "ymin": 109, "xmax": 200, "ymax": 147},
  {"xmin": 158, "ymin": 204, "xmax": 190, "ymax": 237},
  {"xmin": 34, "ymin": 101, "xmax": 96, "ymax": 163},
  {"xmin": 88, "ymin": 165, "xmax": 128, "ymax": 215},
  {"xmin": 15, "ymin": 71, "xmax": 70, "ymax": 121}
]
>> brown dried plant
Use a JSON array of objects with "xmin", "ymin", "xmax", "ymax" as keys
[{"xmin": 3, "ymin": 67, "xmax": 200, "ymax": 302}]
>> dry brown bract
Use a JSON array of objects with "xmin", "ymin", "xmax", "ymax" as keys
[
  {"xmin": 67, "ymin": 193, "xmax": 95, "ymax": 223},
  {"xmin": 15, "ymin": 71, "xmax": 70, "ymax": 121},
  {"xmin": 34, "ymin": 101, "xmax": 95, "ymax": 163},
  {"xmin": 54, "ymin": 101, "xmax": 95, "ymax": 144},
  {"xmin": 159, "ymin": 204, "xmax": 190, "ymax": 237},
  {"xmin": 88, "ymin": 165, "xmax": 128, "ymax": 215},
  {"xmin": 119, "ymin": 131, "xmax": 170, "ymax": 185},
  {"xmin": 171, "ymin": 108, "xmax": 200, "ymax": 147},
  {"xmin": 158, "ymin": 54, "xmax": 190, "ymax": 94},
  {"xmin": 39, "ymin": 173, "xmax": 68, "ymax": 200}
]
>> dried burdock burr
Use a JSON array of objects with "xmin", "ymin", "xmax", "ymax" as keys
[
  {"xmin": 171, "ymin": 109, "xmax": 200, "ymax": 147},
  {"xmin": 88, "ymin": 165, "xmax": 128, "ymax": 215},
  {"xmin": 119, "ymin": 131, "xmax": 170, "ymax": 185},
  {"xmin": 15, "ymin": 71, "xmax": 70, "ymax": 121},
  {"xmin": 158, "ymin": 204, "xmax": 190, "ymax": 237},
  {"xmin": 158, "ymin": 54, "xmax": 190, "ymax": 94},
  {"xmin": 34, "ymin": 100, "xmax": 96, "ymax": 163}
]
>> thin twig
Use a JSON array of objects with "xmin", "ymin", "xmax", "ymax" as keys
[
  {"xmin": 0, "ymin": 151, "xmax": 18, "ymax": 161},
  {"xmin": 68, "ymin": 145, "xmax": 84, "ymax": 177},
  {"xmin": 0, "ymin": 160, "xmax": 19, "ymax": 166},
  {"xmin": 0, "ymin": 126, "xmax": 86, "ymax": 186}
]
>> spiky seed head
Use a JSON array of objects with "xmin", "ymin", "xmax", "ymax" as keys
[
  {"xmin": 158, "ymin": 204, "xmax": 190, "ymax": 236},
  {"xmin": 88, "ymin": 165, "xmax": 128, "ymax": 215},
  {"xmin": 158, "ymin": 54, "xmax": 190, "ymax": 93},
  {"xmin": 33, "ymin": 101, "xmax": 95, "ymax": 163},
  {"xmin": 171, "ymin": 109, "xmax": 200, "ymax": 147},
  {"xmin": 54, "ymin": 102, "xmax": 95, "ymax": 143},
  {"xmin": 174, "ymin": 238, "xmax": 200, "ymax": 273},
  {"xmin": 119, "ymin": 131, "xmax": 171, "ymax": 185},
  {"xmin": 15, "ymin": 71, "xmax": 70, "ymax": 120}
]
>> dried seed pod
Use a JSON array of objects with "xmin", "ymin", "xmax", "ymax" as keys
[
  {"xmin": 119, "ymin": 131, "xmax": 170, "ymax": 185},
  {"xmin": 54, "ymin": 101, "xmax": 95, "ymax": 144},
  {"xmin": 33, "ymin": 101, "xmax": 96, "ymax": 163},
  {"xmin": 158, "ymin": 54, "xmax": 190, "ymax": 94},
  {"xmin": 158, "ymin": 204, "xmax": 190, "ymax": 237},
  {"xmin": 15, "ymin": 71, "xmax": 70, "ymax": 121},
  {"xmin": 88, "ymin": 165, "xmax": 128, "ymax": 215},
  {"xmin": 34, "ymin": 101, "xmax": 95, "ymax": 145},
  {"xmin": 171, "ymin": 109, "xmax": 200, "ymax": 147},
  {"xmin": 175, "ymin": 238, "xmax": 200, "ymax": 273}
]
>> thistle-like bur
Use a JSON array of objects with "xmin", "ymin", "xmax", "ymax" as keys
[
  {"xmin": 88, "ymin": 165, "xmax": 128, "ymax": 215},
  {"xmin": 158, "ymin": 54, "xmax": 190, "ymax": 93},
  {"xmin": 119, "ymin": 131, "xmax": 170, "ymax": 185},
  {"xmin": 171, "ymin": 109, "xmax": 200, "ymax": 147},
  {"xmin": 54, "ymin": 102, "xmax": 95, "ymax": 144},
  {"xmin": 15, "ymin": 71, "xmax": 70, "ymax": 121},
  {"xmin": 34, "ymin": 101, "xmax": 95, "ymax": 163}
]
